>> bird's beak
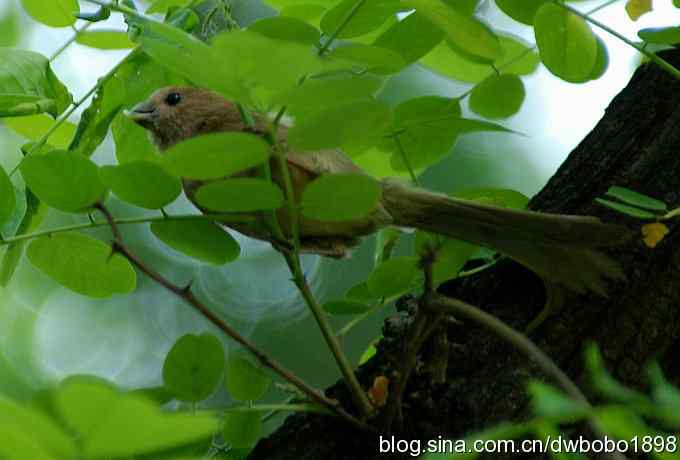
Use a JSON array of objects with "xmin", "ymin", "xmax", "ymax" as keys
[{"xmin": 124, "ymin": 100, "xmax": 156, "ymax": 127}]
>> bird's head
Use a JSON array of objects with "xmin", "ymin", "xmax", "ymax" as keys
[{"xmin": 125, "ymin": 86, "xmax": 245, "ymax": 151}]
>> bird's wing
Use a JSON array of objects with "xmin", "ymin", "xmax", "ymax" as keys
[{"xmin": 286, "ymin": 149, "xmax": 365, "ymax": 177}]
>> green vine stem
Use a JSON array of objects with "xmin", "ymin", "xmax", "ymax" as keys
[
  {"xmin": 49, "ymin": 22, "xmax": 93, "ymax": 62},
  {"xmin": 317, "ymin": 0, "xmax": 368, "ymax": 55},
  {"xmin": 553, "ymin": 0, "xmax": 680, "ymax": 82},
  {"xmin": 0, "ymin": 212, "xmax": 254, "ymax": 248}
]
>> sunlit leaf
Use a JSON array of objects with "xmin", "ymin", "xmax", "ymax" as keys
[
  {"xmin": 404, "ymin": 0, "xmax": 503, "ymax": 61},
  {"xmin": 163, "ymin": 333, "xmax": 226, "ymax": 402},
  {"xmin": 0, "ymin": 166, "xmax": 15, "ymax": 226},
  {"xmin": 323, "ymin": 299, "xmax": 372, "ymax": 315},
  {"xmin": 76, "ymin": 30, "xmax": 136, "ymax": 50},
  {"xmin": 248, "ymin": 16, "xmax": 321, "ymax": 44},
  {"xmin": 100, "ymin": 161, "xmax": 181, "ymax": 209},
  {"xmin": 328, "ymin": 43, "xmax": 406, "ymax": 74},
  {"xmin": 0, "ymin": 49, "xmax": 72, "ymax": 117},
  {"xmin": 146, "ymin": 0, "xmax": 192, "ymax": 14},
  {"xmin": 161, "ymin": 132, "xmax": 271, "ymax": 180},
  {"xmin": 150, "ymin": 219, "xmax": 240, "ymax": 265},
  {"xmin": 56, "ymin": 379, "xmax": 218, "ymax": 458},
  {"xmin": 21, "ymin": 151, "xmax": 106, "ymax": 212},
  {"xmin": 112, "ymin": 115, "xmax": 159, "ymax": 163},
  {"xmin": 285, "ymin": 74, "xmax": 383, "ymax": 116},
  {"xmin": 625, "ymin": 0, "xmax": 652, "ymax": 21},
  {"xmin": 534, "ymin": 3, "xmax": 598, "ymax": 83},
  {"xmin": 421, "ymin": 33, "xmax": 539, "ymax": 83},
  {"xmin": 20, "ymin": 0, "xmax": 79, "ymax": 27},
  {"xmin": 373, "ymin": 12, "xmax": 444, "ymax": 67},
  {"xmin": 225, "ymin": 356, "xmax": 271, "ymax": 402},
  {"xmin": 588, "ymin": 36, "xmax": 609, "ymax": 81},
  {"xmin": 469, "ymin": 74, "xmax": 526, "ymax": 119},
  {"xmin": 495, "ymin": 0, "xmax": 547, "ymax": 25},
  {"xmin": 3, "ymin": 115, "xmax": 76, "ymax": 149},
  {"xmin": 194, "ymin": 179, "xmax": 284, "ymax": 212},
  {"xmin": 289, "ymin": 99, "xmax": 392, "ymax": 151},
  {"xmin": 223, "ymin": 410, "xmax": 261, "ymax": 448},
  {"xmin": 320, "ymin": 0, "xmax": 405, "ymax": 39},
  {"xmin": 301, "ymin": 173, "xmax": 382, "ymax": 221},
  {"xmin": 367, "ymin": 256, "xmax": 420, "ymax": 298},
  {"xmin": 27, "ymin": 233, "xmax": 136, "ymax": 298}
]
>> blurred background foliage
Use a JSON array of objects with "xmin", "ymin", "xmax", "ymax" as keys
[{"xmin": 0, "ymin": 0, "xmax": 679, "ymax": 439}]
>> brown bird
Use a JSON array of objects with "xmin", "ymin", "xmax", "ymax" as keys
[{"xmin": 127, "ymin": 86, "xmax": 631, "ymax": 294}]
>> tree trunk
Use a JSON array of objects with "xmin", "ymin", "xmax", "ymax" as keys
[{"xmin": 248, "ymin": 48, "xmax": 680, "ymax": 460}]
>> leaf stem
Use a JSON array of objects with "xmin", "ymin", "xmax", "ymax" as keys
[
  {"xmin": 317, "ymin": 0, "xmax": 368, "ymax": 55},
  {"xmin": 94, "ymin": 203, "xmax": 372, "ymax": 432},
  {"xmin": 0, "ymin": 212, "xmax": 254, "ymax": 247},
  {"xmin": 553, "ymin": 0, "xmax": 680, "ymax": 82},
  {"xmin": 391, "ymin": 134, "xmax": 419, "ymax": 186},
  {"xmin": 50, "ymin": 22, "xmax": 94, "ymax": 62}
]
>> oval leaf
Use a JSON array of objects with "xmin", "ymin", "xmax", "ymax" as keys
[
  {"xmin": 163, "ymin": 333, "xmax": 226, "ymax": 402},
  {"xmin": 605, "ymin": 186, "xmax": 667, "ymax": 211},
  {"xmin": 27, "ymin": 233, "xmax": 136, "ymax": 298},
  {"xmin": 495, "ymin": 0, "xmax": 547, "ymax": 25},
  {"xmin": 534, "ymin": 3, "xmax": 598, "ymax": 83},
  {"xmin": 595, "ymin": 198, "xmax": 658, "ymax": 219},
  {"xmin": 301, "ymin": 173, "xmax": 382, "ymax": 221},
  {"xmin": 76, "ymin": 30, "xmax": 135, "ymax": 50},
  {"xmin": 20, "ymin": 0, "xmax": 79, "ymax": 28},
  {"xmin": 100, "ymin": 162, "xmax": 181, "ymax": 209},
  {"xmin": 638, "ymin": 26, "xmax": 680, "ymax": 44},
  {"xmin": 150, "ymin": 219, "xmax": 240, "ymax": 265},
  {"xmin": 248, "ymin": 16, "xmax": 321, "ymax": 44},
  {"xmin": 223, "ymin": 410, "xmax": 261, "ymax": 448},
  {"xmin": 21, "ymin": 151, "xmax": 106, "ymax": 212},
  {"xmin": 161, "ymin": 132, "xmax": 271, "ymax": 180},
  {"xmin": 320, "ymin": 0, "xmax": 404, "ymax": 39},
  {"xmin": 225, "ymin": 356, "xmax": 271, "ymax": 402},
  {"xmin": 194, "ymin": 178, "xmax": 284, "ymax": 212},
  {"xmin": 367, "ymin": 256, "xmax": 420, "ymax": 298},
  {"xmin": 323, "ymin": 299, "xmax": 372, "ymax": 315},
  {"xmin": 469, "ymin": 74, "xmax": 526, "ymax": 119}
]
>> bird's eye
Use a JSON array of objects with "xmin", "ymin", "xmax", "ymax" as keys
[{"xmin": 165, "ymin": 92, "xmax": 182, "ymax": 106}]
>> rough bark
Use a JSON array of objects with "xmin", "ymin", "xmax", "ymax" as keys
[{"xmin": 248, "ymin": 49, "xmax": 680, "ymax": 460}]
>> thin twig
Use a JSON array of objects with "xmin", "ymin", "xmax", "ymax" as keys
[
  {"xmin": 94, "ymin": 203, "xmax": 372, "ymax": 432},
  {"xmin": 50, "ymin": 22, "xmax": 93, "ymax": 62}
]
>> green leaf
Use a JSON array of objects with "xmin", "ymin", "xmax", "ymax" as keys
[
  {"xmin": 595, "ymin": 406, "xmax": 651, "ymax": 440},
  {"xmin": 414, "ymin": 232, "xmax": 478, "ymax": 284},
  {"xmin": 469, "ymin": 74, "xmax": 526, "ymax": 119},
  {"xmin": 223, "ymin": 410, "xmax": 262, "ymax": 448},
  {"xmin": 320, "ymin": 0, "xmax": 405, "ymax": 39},
  {"xmin": 281, "ymin": 3, "xmax": 327, "ymax": 21},
  {"xmin": 225, "ymin": 356, "xmax": 271, "ymax": 402},
  {"xmin": 113, "ymin": 114, "xmax": 159, "ymax": 163},
  {"xmin": 421, "ymin": 33, "xmax": 539, "ymax": 83},
  {"xmin": 647, "ymin": 363, "xmax": 680, "ymax": 427},
  {"xmin": 285, "ymin": 74, "xmax": 383, "ymax": 116},
  {"xmin": 161, "ymin": 132, "xmax": 271, "ymax": 180},
  {"xmin": 605, "ymin": 186, "xmax": 667, "ymax": 211},
  {"xmin": 495, "ymin": 0, "xmax": 547, "ymax": 25},
  {"xmin": 329, "ymin": 43, "xmax": 406, "ymax": 74},
  {"xmin": 20, "ymin": 151, "xmax": 106, "ymax": 212},
  {"xmin": 528, "ymin": 381, "xmax": 589, "ymax": 421},
  {"xmin": 76, "ymin": 30, "xmax": 136, "ymax": 49},
  {"xmin": 534, "ymin": 3, "xmax": 598, "ymax": 83},
  {"xmin": 0, "ymin": 165, "xmax": 15, "ymax": 226},
  {"xmin": 0, "ymin": 7, "xmax": 20, "ymax": 47},
  {"xmin": 585, "ymin": 344, "xmax": 649, "ymax": 404},
  {"xmin": 194, "ymin": 179, "xmax": 285, "ymax": 212},
  {"xmin": 0, "ymin": 398, "xmax": 77, "ymax": 459},
  {"xmin": 3, "ymin": 115, "xmax": 76, "ymax": 149},
  {"xmin": 20, "ymin": 0, "xmax": 79, "ymax": 27},
  {"xmin": 147, "ymin": 0, "xmax": 192, "ymax": 14},
  {"xmin": 289, "ymin": 99, "xmax": 392, "ymax": 151},
  {"xmin": 27, "ymin": 233, "xmax": 137, "ymax": 298},
  {"xmin": 163, "ymin": 333, "xmax": 226, "ymax": 402},
  {"xmin": 100, "ymin": 162, "xmax": 182, "ymax": 209},
  {"xmin": 367, "ymin": 256, "xmax": 420, "ymax": 298},
  {"xmin": 248, "ymin": 16, "xmax": 321, "ymax": 44},
  {"xmin": 346, "ymin": 281, "xmax": 380, "ymax": 302},
  {"xmin": 301, "ymin": 173, "xmax": 382, "ymax": 221},
  {"xmin": 69, "ymin": 88, "xmax": 121, "ymax": 158},
  {"xmin": 55, "ymin": 378, "xmax": 219, "ymax": 458},
  {"xmin": 588, "ymin": 36, "xmax": 609, "ymax": 80},
  {"xmin": 358, "ymin": 338, "xmax": 379, "ymax": 364},
  {"xmin": 404, "ymin": 0, "xmax": 503, "ymax": 61},
  {"xmin": 373, "ymin": 12, "xmax": 444, "ymax": 67},
  {"xmin": 639, "ymin": 26, "xmax": 680, "ymax": 44},
  {"xmin": 0, "ymin": 49, "xmax": 72, "ymax": 117},
  {"xmin": 150, "ymin": 219, "xmax": 240, "ymax": 265},
  {"xmin": 595, "ymin": 198, "xmax": 657, "ymax": 219},
  {"xmin": 323, "ymin": 299, "xmax": 372, "ymax": 315},
  {"xmin": 386, "ymin": 96, "xmax": 461, "ymax": 171}
]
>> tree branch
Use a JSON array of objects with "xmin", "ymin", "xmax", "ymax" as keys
[{"xmin": 94, "ymin": 202, "xmax": 373, "ymax": 432}]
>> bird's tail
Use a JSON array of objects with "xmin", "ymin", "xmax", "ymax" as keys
[{"xmin": 381, "ymin": 180, "xmax": 632, "ymax": 294}]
